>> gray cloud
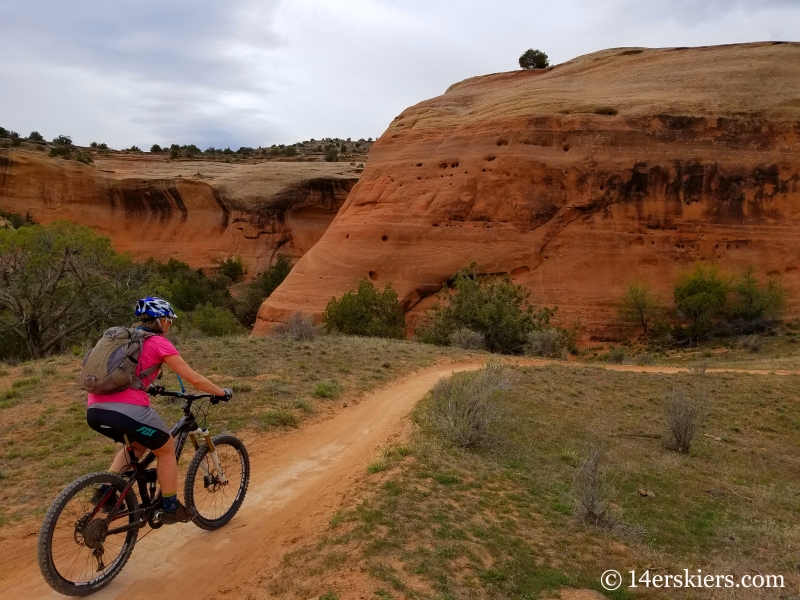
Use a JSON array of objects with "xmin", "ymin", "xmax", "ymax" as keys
[{"xmin": 0, "ymin": 0, "xmax": 797, "ymax": 149}]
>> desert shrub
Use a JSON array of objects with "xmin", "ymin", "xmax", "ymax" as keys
[
  {"xmin": 181, "ymin": 303, "xmax": 244, "ymax": 337},
  {"xmin": 10, "ymin": 133, "xmax": 21, "ymax": 147},
  {"xmin": 169, "ymin": 148, "xmax": 179, "ymax": 159},
  {"xmin": 618, "ymin": 282, "xmax": 660, "ymax": 335},
  {"xmin": 183, "ymin": 144, "xmax": 201, "ymax": 157},
  {"xmin": 518, "ymin": 48, "xmax": 550, "ymax": 69},
  {"xmin": 606, "ymin": 347, "xmax": 625, "ymax": 364},
  {"xmin": 635, "ymin": 353, "xmax": 654, "ymax": 366},
  {"xmin": 284, "ymin": 145, "xmax": 297, "ymax": 157},
  {"xmin": 687, "ymin": 360, "xmax": 708, "ymax": 376},
  {"xmin": 417, "ymin": 266, "xmax": 555, "ymax": 355},
  {"xmin": 146, "ymin": 258, "xmax": 232, "ymax": 312},
  {"xmin": 322, "ymin": 279, "xmax": 405, "ymax": 338},
  {"xmin": 75, "ymin": 151, "xmax": 93, "ymax": 165},
  {"xmin": 0, "ymin": 222, "xmax": 146, "ymax": 357},
  {"xmin": 150, "ymin": 144, "xmax": 162, "ymax": 153},
  {"xmin": 232, "ymin": 254, "xmax": 292, "ymax": 328},
  {"xmin": 222, "ymin": 147, "xmax": 234, "ymax": 155},
  {"xmin": 674, "ymin": 263, "xmax": 728, "ymax": 343},
  {"xmin": 124, "ymin": 145, "xmax": 142, "ymax": 153},
  {"xmin": 218, "ymin": 256, "xmax": 245, "ymax": 282},
  {"xmin": 236, "ymin": 146, "xmax": 255, "ymax": 156},
  {"xmin": 427, "ymin": 362, "xmax": 510, "ymax": 448},
  {"xmin": 737, "ymin": 334, "xmax": 762, "ymax": 352},
  {"xmin": 274, "ymin": 311, "xmax": 319, "ymax": 340},
  {"xmin": 573, "ymin": 443, "xmax": 613, "ymax": 524},
  {"xmin": 49, "ymin": 146, "xmax": 71, "ymax": 159},
  {"xmin": 448, "ymin": 328, "xmax": 485, "ymax": 350},
  {"xmin": 0, "ymin": 127, "xmax": 7, "ymax": 137},
  {"xmin": 325, "ymin": 147, "xmax": 339, "ymax": 162},
  {"xmin": 28, "ymin": 131, "xmax": 44, "ymax": 142},
  {"xmin": 52, "ymin": 134, "xmax": 72, "ymax": 146},
  {"xmin": 313, "ymin": 381, "xmax": 341, "ymax": 399},
  {"xmin": 727, "ymin": 268, "xmax": 787, "ymax": 329},
  {"xmin": 663, "ymin": 387, "xmax": 705, "ymax": 453},
  {"xmin": 525, "ymin": 328, "xmax": 571, "ymax": 358},
  {"xmin": 97, "ymin": 143, "xmax": 108, "ymax": 150},
  {"xmin": 0, "ymin": 210, "xmax": 36, "ymax": 229}
]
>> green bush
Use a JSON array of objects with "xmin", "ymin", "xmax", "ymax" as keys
[
  {"xmin": 233, "ymin": 254, "xmax": 292, "ymax": 328},
  {"xmin": 322, "ymin": 279, "xmax": 405, "ymax": 338},
  {"xmin": 124, "ymin": 145, "xmax": 142, "ymax": 153},
  {"xmin": 518, "ymin": 48, "xmax": 550, "ymax": 69},
  {"xmin": 169, "ymin": 148, "xmax": 179, "ymax": 159},
  {"xmin": 417, "ymin": 266, "xmax": 555, "ymax": 354},
  {"xmin": 313, "ymin": 381, "xmax": 341, "ymax": 399},
  {"xmin": 97, "ymin": 143, "xmax": 108, "ymax": 150},
  {"xmin": 325, "ymin": 147, "xmax": 339, "ymax": 162},
  {"xmin": 219, "ymin": 256, "xmax": 245, "ymax": 283},
  {"xmin": 727, "ymin": 268, "xmax": 786, "ymax": 325},
  {"xmin": 52, "ymin": 135, "xmax": 72, "ymax": 146},
  {"xmin": 150, "ymin": 144, "xmax": 162, "ymax": 153},
  {"xmin": 618, "ymin": 282, "xmax": 660, "ymax": 335},
  {"xmin": 145, "ymin": 258, "xmax": 231, "ymax": 312},
  {"xmin": 181, "ymin": 303, "xmax": 244, "ymax": 337},
  {"xmin": 75, "ymin": 151, "xmax": 93, "ymax": 165},
  {"xmin": 28, "ymin": 131, "xmax": 44, "ymax": 142},
  {"xmin": 49, "ymin": 146, "xmax": 70, "ymax": 159},
  {"xmin": 284, "ymin": 145, "xmax": 297, "ymax": 157},
  {"xmin": 525, "ymin": 328, "xmax": 571, "ymax": 359},
  {"xmin": 183, "ymin": 144, "xmax": 201, "ymax": 157},
  {"xmin": 0, "ymin": 211, "xmax": 36, "ymax": 229},
  {"xmin": 674, "ymin": 263, "xmax": 728, "ymax": 342}
]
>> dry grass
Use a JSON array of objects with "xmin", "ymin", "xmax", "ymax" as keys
[
  {"xmin": 0, "ymin": 334, "xmax": 470, "ymax": 526},
  {"xmin": 663, "ymin": 387, "xmax": 705, "ymax": 453},
  {"xmin": 573, "ymin": 443, "xmax": 613, "ymax": 524},
  {"xmin": 268, "ymin": 364, "xmax": 800, "ymax": 599}
]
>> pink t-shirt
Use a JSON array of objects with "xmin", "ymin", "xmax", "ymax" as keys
[{"xmin": 87, "ymin": 335, "xmax": 179, "ymax": 407}]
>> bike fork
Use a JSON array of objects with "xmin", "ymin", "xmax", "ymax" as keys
[{"xmin": 189, "ymin": 428, "xmax": 228, "ymax": 484}]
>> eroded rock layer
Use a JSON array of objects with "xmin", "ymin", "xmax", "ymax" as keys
[
  {"xmin": 0, "ymin": 151, "xmax": 358, "ymax": 272},
  {"xmin": 256, "ymin": 42, "xmax": 800, "ymax": 339}
]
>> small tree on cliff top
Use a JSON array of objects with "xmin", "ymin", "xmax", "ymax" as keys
[{"xmin": 519, "ymin": 48, "xmax": 550, "ymax": 70}]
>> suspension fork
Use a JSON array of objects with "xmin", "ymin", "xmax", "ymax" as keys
[{"xmin": 188, "ymin": 428, "xmax": 228, "ymax": 484}]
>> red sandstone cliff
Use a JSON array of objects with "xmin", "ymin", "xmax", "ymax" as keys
[
  {"xmin": 0, "ymin": 151, "xmax": 359, "ymax": 272},
  {"xmin": 255, "ymin": 42, "xmax": 800, "ymax": 339}
]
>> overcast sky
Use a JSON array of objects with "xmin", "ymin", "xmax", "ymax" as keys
[{"xmin": 0, "ymin": 0, "xmax": 797, "ymax": 150}]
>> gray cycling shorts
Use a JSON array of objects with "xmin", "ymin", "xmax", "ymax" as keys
[{"xmin": 87, "ymin": 402, "xmax": 171, "ymax": 450}]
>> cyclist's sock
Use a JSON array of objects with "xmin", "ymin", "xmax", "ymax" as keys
[{"xmin": 163, "ymin": 493, "xmax": 179, "ymax": 513}]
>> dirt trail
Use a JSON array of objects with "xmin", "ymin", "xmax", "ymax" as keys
[
  {"xmin": 0, "ymin": 362, "xmax": 483, "ymax": 600},
  {"xmin": 1, "ymin": 358, "xmax": 796, "ymax": 600}
]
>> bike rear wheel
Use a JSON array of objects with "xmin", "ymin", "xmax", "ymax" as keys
[
  {"xmin": 184, "ymin": 433, "xmax": 249, "ymax": 530},
  {"xmin": 37, "ymin": 472, "xmax": 140, "ymax": 596}
]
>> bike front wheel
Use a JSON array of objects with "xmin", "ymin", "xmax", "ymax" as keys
[
  {"xmin": 184, "ymin": 433, "xmax": 250, "ymax": 530},
  {"xmin": 37, "ymin": 472, "xmax": 140, "ymax": 596}
]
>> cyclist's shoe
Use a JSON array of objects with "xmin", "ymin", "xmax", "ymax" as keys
[
  {"xmin": 90, "ymin": 484, "xmax": 118, "ymax": 513},
  {"xmin": 161, "ymin": 502, "xmax": 197, "ymax": 525}
]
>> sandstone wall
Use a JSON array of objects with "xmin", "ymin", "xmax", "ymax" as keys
[
  {"xmin": 256, "ymin": 42, "xmax": 800, "ymax": 340},
  {"xmin": 0, "ymin": 151, "xmax": 357, "ymax": 273}
]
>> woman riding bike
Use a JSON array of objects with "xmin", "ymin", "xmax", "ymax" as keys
[{"xmin": 86, "ymin": 297, "xmax": 231, "ymax": 525}]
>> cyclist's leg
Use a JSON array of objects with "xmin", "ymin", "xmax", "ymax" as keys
[{"xmin": 150, "ymin": 436, "xmax": 178, "ymax": 495}]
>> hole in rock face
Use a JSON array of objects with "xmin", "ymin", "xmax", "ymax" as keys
[
  {"xmin": 510, "ymin": 266, "xmax": 530, "ymax": 278},
  {"xmin": 368, "ymin": 271, "xmax": 378, "ymax": 281},
  {"xmin": 417, "ymin": 163, "xmax": 423, "ymax": 167},
  {"xmin": 432, "ymin": 223, "xmax": 439, "ymax": 227},
  {"xmin": 563, "ymin": 145, "xmax": 570, "ymax": 152},
  {"xmin": 346, "ymin": 234, "xmax": 350, "ymax": 239},
  {"xmin": 482, "ymin": 168, "xmax": 486, "ymax": 172},
  {"xmin": 595, "ymin": 107, "xmax": 618, "ymax": 116},
  {"xmin": 496, "ymin": 139, "xmax": 508, "ymax": 146},
  {"xmin": 451, "ymin": 162, "xmax": 459, "ymax": 168},
  {"xmin": 440, "ymin": 162, "xmax": 448, "ymax": 169},
  {"xmin": 381, "ymin": 235, "xmax": 388, "ymax": 241}
]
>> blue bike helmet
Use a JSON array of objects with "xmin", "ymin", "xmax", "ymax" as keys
[{"xmin": 135, "ymin": 297, "xmax": 177, "ymax": 320}]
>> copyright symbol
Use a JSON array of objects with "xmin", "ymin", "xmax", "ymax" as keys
[{"xmin": 601, "ymin": 570, "xmax": 622, "ymax": 591}]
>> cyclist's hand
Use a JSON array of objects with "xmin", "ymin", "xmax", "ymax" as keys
[
  {"xmin": 222, "ymin": 388, "xmax": 233, "ymax": 401},
  {"xmin": 147, "ymin": 385, "xmax": 165, "ymax": 396}
]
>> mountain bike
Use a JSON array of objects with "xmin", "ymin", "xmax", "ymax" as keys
[{"xmin": 37, "ymin": 387, "xmax": 250, "ymax": 596}]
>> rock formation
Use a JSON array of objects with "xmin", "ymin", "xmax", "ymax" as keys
[
  {"xmin": 0, "ymin": 150, "xmax": 359, "ymax": 272},
  {"xmin": 255, "ymin": 42, "xmax": 800, "ymax": 339}
]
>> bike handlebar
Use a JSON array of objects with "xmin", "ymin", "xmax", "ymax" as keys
[{"xmin": 147, "ymin": 386, "xmax": 229, "ymax": 404}]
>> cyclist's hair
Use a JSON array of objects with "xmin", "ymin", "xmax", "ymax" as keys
[{"xmin": 137, "ymin": 315, "xmax": 165, "ymax": 333}]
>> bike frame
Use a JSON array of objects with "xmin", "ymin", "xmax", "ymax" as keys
[{"xmin": 90, "ymin": 390, "xmax": 228, "ymax": 536}]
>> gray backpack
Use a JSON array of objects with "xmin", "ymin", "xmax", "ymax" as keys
[{"xmin": 80, "ymin": 327, "xmax": 160, "ymax": 394}]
